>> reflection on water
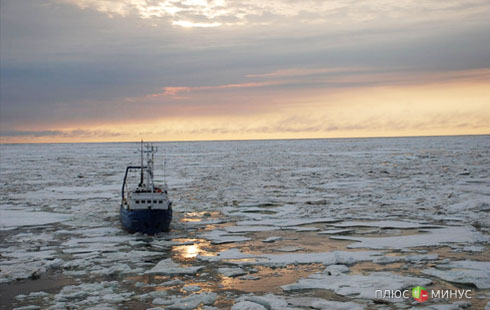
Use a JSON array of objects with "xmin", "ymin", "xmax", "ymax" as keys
[
  {"xmin": 184, "ymin": 211, "xmax": 221, "ymax": 217},
  {"xmin": 172, "ymin": 239, "xmax": 213, "ymax": 259},
  {"xmin": 219, "ymin": 265, "xmax": 323, "ymax": 293},
  {"xmin": 178, "ymin": 244, "xmax": 200, "ymax": 258},
  {"xmin": 180, "ymin": 218, "xmax": 203, "ymax": 222}
]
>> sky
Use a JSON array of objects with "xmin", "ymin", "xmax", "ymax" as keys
[{"xmin": 0, "ymin": 0, "xmax": 489, "ymax": 143}]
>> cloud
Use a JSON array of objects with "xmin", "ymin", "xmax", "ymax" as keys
[
  {"xmin": 57, "ymin": 0, "xmax": 490, "ymax": 29},
  {"xmin": 0, "ymin": 129, "xmax": 122, "ymax": 138},
  {"xmin": 145, "ymin": 67, "xmax": 490, "ymax": 98},
  {"xmin": 55, "ymin": 0, "xmax": 489, "ymax": 27},
  {"xmin": 149, "ymin": 80, "xmax": 284, "ymax": 97},
  {"xmin": 0, "ymin": 130, "xmax": 64, "ymax": 137}
]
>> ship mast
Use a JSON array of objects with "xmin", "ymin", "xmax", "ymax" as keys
[{"xmin": 140, "ymin": 140, "xmax": 144, "ymax": 186}]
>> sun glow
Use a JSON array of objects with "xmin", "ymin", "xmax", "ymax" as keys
[
  {"xmin": 172, "ymin": 20, "xmax": 222, "ymax": 28},
  {"xmin": 4, "ymin": 76, "xmax": 489, "ymax": 144}
]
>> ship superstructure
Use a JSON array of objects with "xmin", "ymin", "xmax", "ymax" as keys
[{"xmin": 120, "ymin": 141, "xmax": 172, "ymax": 234}]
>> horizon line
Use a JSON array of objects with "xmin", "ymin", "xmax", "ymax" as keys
[{"xmin": 1, "ymin": 133, "xmax": 488, "ymax": 145}]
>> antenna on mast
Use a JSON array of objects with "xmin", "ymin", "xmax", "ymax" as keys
[{"xmin": 163, "ymin": 152, "xmax": 167, "ymax": 185}]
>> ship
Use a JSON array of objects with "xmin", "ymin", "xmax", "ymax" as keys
[{"xmin": 120, "ymin": 141, "xmax": 172, "ymax": 234}]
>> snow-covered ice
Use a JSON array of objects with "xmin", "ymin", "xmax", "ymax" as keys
[
  {"xmin": 333, "ymin": 220, "xmax": 442, "ymax": 229},
  {"xmin": 423, "ymin": 260, "xmax": 490, "ymax": 289},
  {"xmin": 201, "ymin": 229, "xmax": 252, "ymax": 244},
  {"xmin": 183, "ymin": 285, "xmax": 202, "ymax": 292},
  {"xmin": 233, "ymin": 294, "xmax": 301, "ymax": 310},
  {"xmin": 218, "ymin": 267, "xmax": 247, "ymax": 277},
  {"xmin": 323, "ymin": 264, "xmax": 350, "ymax": 275},
  {"xmin": 0, "ymin": 209, "xmax": 71, "ymax": 231},
  {"xmin": 262, "ymin": 236, "xmax": 283, "ymax": 243},
  {"xmin": 224, "ymin": 225, "xmax": 279, "ymax": 233},
  {"xmin": 272, "ymin": 246, "xmax": 304, "ymax": 252},
  {"xmin": 287, "ymin": 297, "xmax": 366, "ymax": 310},
  {"xmin": 317, "ymin": 229, "xmax": 353, "ymax": 235},
  {"xmin": 233, "ymin": 294, "xmax": 366, "ymax": 310},
  {"xmin": 332, "ymin": 226, "xmax": 487, "ymax": 249},
  {"xmin": 145, "ymin": 258, "xmax": 204, "ymax": 275},
  {"xmin": 199, "ymin": 248, "xmax": 384, "ymax": 267},
  {"xmin": 236, "ymin": 218, "xmax": 338, "ymax": 227},
  {"xmin": 155, "ymin": 292, "xmax": 217, "ymax": 310},
  {"xmin": 283, "ymin": 272, "xmax": 432, "ymax": 302},
  {"xmin": 413, "ymin": 302, "xmax": 472, "ymax": 310}
]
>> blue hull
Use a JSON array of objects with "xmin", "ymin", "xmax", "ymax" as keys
[{"xmin": 120, "ymin": 206, "xmax": 172, "ymax": 235}]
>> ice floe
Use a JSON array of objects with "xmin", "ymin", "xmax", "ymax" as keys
[
  {"xmin": 423, "ymin": 260, "xmax": 490, "ymax": 289},
  {"xmin": 233, "ymin": 294, "xmax": 366, "ymax": 310},
  {"xmin": 333, "ymin": 220, "xmax": 442, "ymax": 229},
  {"xmin": 287, "ymin": 297, "xmax": 366, "ymax": 310},
  {"xmin": 146, "ymin": 258, "xmax": 204, "ymax": 275},
  {"xmin": 413, "ymin": 301, "xmax": 472, "ymax": 310},
  {"xmin": 183, "ymin": 285, "xmax": 202, "ymax": 292},
  {"xmin": 152, "ymin": 292, "xmax": 217, "ymax": 309},
  {"xmin": 332, "ymin": 226, "xmax": 487, "ymax": 249},
  {"xmin": 0, "ymin": 209, "xmax": 71, "ymax": 230},
  {"xmin": 236, "ymin": 217, "xmax": 338, "ymax": 227},
  {"xmin": 284, "ymin": 226, "xmax": 320, "ymax": 232},
  {"xmin": 1, "ymin": 249, "xmax": 63, "ymax": 282},
  {"xmin": 224, "ymin": 226, "xmax": 279, "ymax": 233},
  {"xmin": 262, "ymin": 236, "xmax": 283, "ymax": 243},
  {"xmin": 272, "ymin": 246, "xmax": 304, "ymax": 252},
  {"xmin": 323, "ymin": 264, "xmax": 350, "ymax": 275},
  {"xmin": 232, "ymin": 301, "xmax": 268, "ymax": 310},
  {"xmin": 405, "ymin": 254, "xmax": 438, "ymax": 262},
  {"xmin": 317, "ymin": 229, "xmax": 353, "ymax": 235},
  {"xmin": 283, "ymin": 272, "xmax": 431, "ymax": 302},
  {"xmin": 13, "ymin": 306, "xmax": 41, "ymax": 310},
  {"xmin": 53, "ymin": 281, "xmax": 131, "ymax": 308},
  {"xmin": 159, "ymin": 279, "xmax": 185, "ymax": 286},
  {"xmin": 233, "ymin": 294, "xmax": 300, "ymax": 310},
  {"xmin": 89, "ymin": 263, "xmax": 137, "ymax": 276},
  {"xmin": 199, "ymin": 248, "xmax": 383, "ymax": 267},
  {"xmin": 219, "ymin": 267, "xmax": 247, "ymax": 277},
  {"xmin": 240, "ymin": 275, "xmax": 260, "ymax": 280},
  {"xmin": 446, "ymin": 196, "xmax": 490, "ymax": 213},
  {"xmin": 201, "ymin": 229, "xmax": 252, "ymax": 244}
]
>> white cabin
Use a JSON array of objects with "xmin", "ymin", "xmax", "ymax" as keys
[{"xmin": 122, "ymin": 142, "xmax": 171, "ymax": 211}]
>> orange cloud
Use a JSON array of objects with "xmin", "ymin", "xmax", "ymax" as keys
[
  {"xmin": 147, "ymin": 67, "xmax": 490, "ymax": 100},
  {"xmin": 148, "ymin": 80, "xmax": 284, "ymax": 98}
]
